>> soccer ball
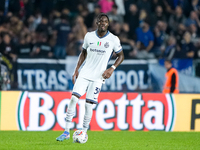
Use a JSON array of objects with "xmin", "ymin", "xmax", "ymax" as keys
[{"xmin": 73, "ymin": 130, "xmax": 88, "ymax": 144}]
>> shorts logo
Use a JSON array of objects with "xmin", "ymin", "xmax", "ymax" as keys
[{"xmin": 104, "ymin": 42, "xmax": 109, "ymax": 48}]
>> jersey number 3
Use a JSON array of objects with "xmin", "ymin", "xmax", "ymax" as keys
[{"xmin": 94, "ymin": 87, "xmax": 100, "ymax": 94}]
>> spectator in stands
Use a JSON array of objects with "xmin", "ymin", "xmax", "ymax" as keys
[
  {"xmin": 9, "ymin": 15, "xmax": 23, "ymax": 37},
  {"xmin": 77, "ymin": 4, "xmax": 89, "ymax": 20},
  {"xmin": 33, "ymin": 11, "xmax": 42, "ymax": 28},
  {"xmin": 168, "ymin": 6, "xmax": 186, "ymax": 33},
  {"xmin": 163, "ymin": 36, "xmax": 177, "ymax": 60},
  {"xmin": 70, "ymin": 15, "xmax": 87, "ymax": 55},
  {"xmin": 124, "ymin": 0, "xmax": 137, "ymax": 19},
  {"xmin": 19, "ymin": 23, "xmax": 30, "ymax": 39},
  {"xmin": 0, "ymin": 33, "xmax": 17, "ymax": 61},
  {"xmin": 174, "ymin": 31, "xmax": 195, "ymax": 58},
  {"xmin": 189, "ymin": 23, "xmax": 200, "ymax": 44},
  {"xmin": 191, "ymin": 0, "xmax": 200, "ymax": 14},
  {"xmin": 0, "ymin": 0, "xmax": 199, "ymax": 91},
  {"xmin": 150, "ymin": 0, "xmax": 165, "ymax": 14},
  {"xmin": 111, "ymin": 22, "xmax": 121, "ymax": 37},
  {"xmin": 29, "ymin": 32, "xmax": 37, "ymax": 46},
  {"xmin": 137, "ymin": 0, "xmax": 152, "ymax": 13},
  {"xmin": 107, "ymin": 4, "xmax": 124, "ymax": 24},
  {"xmin": 119, "ymin": 31, "xmax": 135, "ymax": 59},
  {"xmin": 185, "ymin": 11, "xmax": 200, "ymax": 28},
  {"xmin": 53, "ymin": 14, "xmax": 71, "ymax": 59},
  {"xmin": 35, "ymin": 16, "xmax": 51, "ymax": 40},
  {"xmin": 138, "ymin": 9, "xmax": 149, "ymax": 26},
  {"xmin": 98, "ymin": 0, "xmax": 114, "ymax": 14},
  {"xmin": 151, "ymin": 5, "xmax": 166, "ymax": 27},
  {"xmin": 163, "ymin": 59, "xmax": 179, "ymax": 94},
  {"xmin": 0, "ymin": 63, "xmax": 10, "ymax": 90},
  {"xmin": 49, "ymin": 10, "xmax": 61, "ymax": 26},
  {"xmin": 0, "ymin": 32, "xmax": 18, "ymax": 88},
  {"xmin": 122, "ymin": 22, "xmax": 130, "ymax": 35},
  {"xmin": 27, "ymin": 15, "xmax": 40, "ymax": 32},
  {"xmin": 16, "ymin": 36, "xmax": 32, "ymax": 58},
  {"xmin": 67, "ymin": 33, "xmax": 77, "ymax": 56},
  {"xmin": 126, "ymin": 4, "xmax": 139, "ymax": 40},
  {"xmin": 152, "ymin": 21, "xmax": 169, "ymax": 58},
  {"xmin": 31, "ymin": 33, "xmax": 53, "ymax": 58},
  {"xmin": 85, "ymin": 5, "xmax": 101, "ymax": 30},
  {"xmin": 174, "ymin": 23, "xmax": 186, "ymax": 46},
  {"xmin": 132, "ymin": 20, "xmax": 155, "ymax": 59}
]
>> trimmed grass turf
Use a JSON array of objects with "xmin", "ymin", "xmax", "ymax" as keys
[{"xmin": 0, "ymin": 131, "xmax": 199, "ymax": 150}]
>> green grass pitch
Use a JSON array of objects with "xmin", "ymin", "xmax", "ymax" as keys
[{"xmin": 0, "ymin": 131, "xmax": 199, "ymax": 150}]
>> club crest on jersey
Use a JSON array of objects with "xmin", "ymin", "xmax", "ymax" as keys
[{"xmin": 104, "ymin": 42, "xmax": 109, "ymax": 48}]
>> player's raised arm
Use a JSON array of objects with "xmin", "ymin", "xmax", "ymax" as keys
[
  {"xmin": 102, "ymin": 50, "xmax": 124, "ymax": 79},
  {"xmin": 72, "ymin": 49, "xmax": 87, "ymax": 84}
]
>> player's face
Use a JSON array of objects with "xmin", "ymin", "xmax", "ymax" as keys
[{"xmin": 97, "ymin": 16, "xmax": 109, "ymax": 32}]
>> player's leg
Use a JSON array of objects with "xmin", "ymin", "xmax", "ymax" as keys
[
  {"xmin": 82, "ymin": 81, "xmax": 102, "ymax": 132},
  {"xmin": 83, "ymin": 102, "xmax": 93, "ymax": 132},
  {"xmin": 56, "ymin": 96, "xmax": 79, "ymax": 141},
  {"xmin": 64, "ymin": 95, "xmax": 79, "ymax": 132},
  {"xmin": 56, "ymin": 77, "xmax": 89, "ymax": 141}
]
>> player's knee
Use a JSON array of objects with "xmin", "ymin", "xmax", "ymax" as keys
[
  {"xmin": 86, "ymin": 100, "xmax": 93, "ymax": 104},
  {"xmin": 70, "ymin": 95, "xmax": 79, "ymax": 105},
  {"xmin": 72, "ymin": 93, "xmax": 80, "ymax": 99}
]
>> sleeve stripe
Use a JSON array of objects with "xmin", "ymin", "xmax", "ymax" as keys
[{"xmin": 115, "ymin": 48, "xmax": 122, "ymax": 54}]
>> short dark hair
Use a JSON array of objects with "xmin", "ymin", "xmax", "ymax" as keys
[
  {"xmin": 143, "ymin": 18, "xmax": 150, "ymax": 26},
  {"xmin": 61, "ymin": 14, "xmax": 68, "ymax": 20},
  {"xmin": 96, "ymin": 13, "xmax": 110, "ymax": 23},
  {"xmin": 164, "ymin": 58, "xmax": 172, "ymax": 64}
]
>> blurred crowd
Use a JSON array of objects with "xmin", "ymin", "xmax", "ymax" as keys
[{"xmin": 0, "ymin": 0, "xmax": 200, "ymax": 61}]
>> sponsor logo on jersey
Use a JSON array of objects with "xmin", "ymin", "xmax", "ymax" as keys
[
  {"xmin": 104, "ymin": 42, "xmax": 109, "ymax": 48},
  {"xmin": 90, "ymin": 48, "xmax": 106, "ymax": 54}
]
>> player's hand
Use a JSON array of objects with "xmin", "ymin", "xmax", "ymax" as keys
[
  {"xmin": 102, "ymin": 67, "xmax": 114, "ymax": 79},
  {"xmin": 72, "ymin": 70, "xmax": 79, "ymax": 84}
]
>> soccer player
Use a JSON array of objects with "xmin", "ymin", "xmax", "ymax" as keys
[{"xmin": 56, "ymin": 13, "xmax": 124, "ymax": 141}]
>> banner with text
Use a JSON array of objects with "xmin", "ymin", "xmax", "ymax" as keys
[
  {"xmin": 17, "ymin": 59, "xmax": 70, "ymax": 91},
  {"xmin": 102, "ymin": 60, "xmax": 153, "ymax": 92},
  {"xmin": 0, "ymin": 91, "xmax": 199, "ymax": 131},
  {"xmin": 159, "ymin": 59, "xmax": 194, "ymax": 76},
  {"xmin": 16, "ymin": 58, "xmax": 153, "ymax": 92}
]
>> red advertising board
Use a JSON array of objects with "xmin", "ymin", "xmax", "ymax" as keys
[{"xmin": 18, "ymin": 92, "xmax": 174, "ymax": 131}]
